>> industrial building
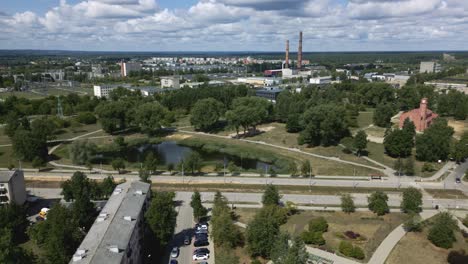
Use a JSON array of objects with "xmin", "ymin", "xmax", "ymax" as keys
[
  {"xmin": 70, "ymin": 181, "xmax": 151, "ymax": 264},
  {"xmin": 236, "ymin": 77, "xmax": 282, "ymax": 87},
  {"xmin": 420, "ymin": 61, "xmax": 441, "ymax": 73},
  {"xmin": 120, "ymin": 61, "xmax": 142, "ymax": 77},
  {"xmin": 309, "ymin": 76, "xmax": 332, "ymax": 85},
  {"xmin": 256, "ymin": 87, "xmax": 284, "ymax": 103},
  {"xmin": 93, "ymin": 84, "xmax": 120, "ymax": 98},
  {"xmin": 160, "ymin": 76, "xmax": 180, "ymax": 89},
  {"xmin": 0, "ymin": 170, "xmax": 27, "ymax": 205}
]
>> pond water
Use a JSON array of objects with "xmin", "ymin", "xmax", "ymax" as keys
[{"xmin": 131, "ymin": 141, "xmax": 275, "ymax": 171}]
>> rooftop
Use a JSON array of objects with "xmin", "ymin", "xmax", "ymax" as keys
[
  {"xmin": 70, "ymin": 181, "xmax": 150, "ymax": 264},
  {"xmin": 0, "ymin": 170, "xmax": 16, "ymax": 183}
]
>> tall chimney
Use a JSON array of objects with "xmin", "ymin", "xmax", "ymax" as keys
[
  {"xmin": 285, "ymin": 40, "xmax": 289, "ymax": 69},
  {"xmin": 298, "ymin": 31, "xmax": 303, "ymax": 70}
]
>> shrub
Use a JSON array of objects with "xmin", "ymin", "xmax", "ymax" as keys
[
  {"xmin": 339, "ymin": 241, "xmax": 354, "ymax": 256},
  {"xmin": 308, "ymin": 217, "xmax": 328, "ymax": 233},
  {"xmin": 428, "ymin": 212, "xmax": 457, "ymax": 249},
  {"xmin": 403, "ymin": 213, "xmax": 423, "ymax": 232},
  {"xmin": 301, "ymin": 231, "xmax": 325, "ymax": 246},
  {"xmin": 351, "ymin": 246, "xmax": 365, "ymax": 260},
  {"xmin": 422, "ymin": 163, "xmax": 435, "ymax": 172},
  {"xmin": 76, "ymin": 112, "xmax": 97, "ymax": 124}
]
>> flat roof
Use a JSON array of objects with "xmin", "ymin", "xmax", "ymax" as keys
[
  {"xmin": 0, "ymin": 170, "xmax": 16, "ymax": 183},
  {"xmin": 70, "ymin": 181, "xmax": 150, "ymax": 264}
]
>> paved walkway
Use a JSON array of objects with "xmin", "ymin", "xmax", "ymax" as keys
[{"xmin": 422, "ymin": 161, "xmax": 455, "ymax": 181}]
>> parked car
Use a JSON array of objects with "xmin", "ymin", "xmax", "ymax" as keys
[
  {"xmin": 194, "ymin": 248, "xmax": 210, "ymax": 255},
  {"xmin": 195, "ymin": 223, "xmax": 209, "ymax": 230},
  {"xmin": 456, "ymin": 178, "xmax": 461, "ymax": 184},
  {"xmin": 195, "ymin": 233, "xmax": 208, "ymax": 240},
  {"xmin": 195, "ymin": 229, "xmax": 208, "ymax": 235},
  {"xmin": 193, "ymin": 252, "xmax": 209, "ymax": 261},
  {"xmin": 184, "ymin": 235, "xmax": 191, "ymax": 245},
  {"xmin": 170, "ymin": 247, "xmax": 179, "ymax": 258},
  {"xmin": 169, "ymin": 260, "xmax": 178, "ymax": 264},
  {"xmin": 194, "ymin": 239, "xmax": 209, "ymax": 247}
]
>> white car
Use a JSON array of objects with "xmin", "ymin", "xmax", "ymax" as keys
[
  {"xmin": 170, "ymin": 247, "xmax": 179, "ymax": 258},
  {"xmin": 192, "ymin": 253, "xmax": 209, "ymax": 261}
]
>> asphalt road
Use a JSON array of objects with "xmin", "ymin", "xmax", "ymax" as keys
[{"xmin": 169, "ymin": 198, "xmax": 194, "ymax": 264}]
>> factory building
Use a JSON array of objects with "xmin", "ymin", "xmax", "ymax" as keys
[
  {"xmin": 420, "ymin": 61, "xmax": 441, "ymax": 73},
  {"xmin": 160, "ymin": 76, "xmax": 180, "ymax": 89},
  {"xmin": 255, "ymin": 87, "xmax": 284, "ymax": 103},
  {"xmin": 309, "ymin": 76, "xmax": 332, "ymax": 85}
]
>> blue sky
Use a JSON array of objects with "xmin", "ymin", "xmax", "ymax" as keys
[{"xmin": 0, "ymin": 0, "xmax": 467, "ymax": 51}]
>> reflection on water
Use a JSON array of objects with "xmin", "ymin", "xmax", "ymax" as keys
[{"xmin": 134, "ymin": 141, "xmax": 275, "ymax": 171}]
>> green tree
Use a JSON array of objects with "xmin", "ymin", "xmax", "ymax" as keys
[
  {"xmin": 401, "ymin": 187, "xmax": 423, "ymax": 213},
  {"xmin": 95, "ymin": 101, "xmax": 130, "ymax": 133},
  {"xmin": 145, "ymin": 191, "xmax": 178, "ymax": 247},
  {"xmin": 373, "ymin": 104, "xmax": 394, "ymax": 127},
  {"xmin": 341, "ymin": 194, "xmax": 355, "ymax": 213},
  {"xmin": 186, "ymin": 152, "xmax": 203, "ymax": 174},
  {"xmin": 403, "ymin": 212, "xmax": 423, "ymax": 232},
  {"xmin": 32, "ymin": 156, "xmax": 46, "ymax": 170},
  {"xmin": 68, "ymin": 140, "xmax": 97, "ymax": 165},
  {"xmin": 246, "ymin": 208, "xmax": 281, "ymax": 257},
  {"xmin": 428, "ymin": 212, "xmax": 458, "ymax": 249},
  {"xmin": 144, "ymin": 152, "xmax": 158, "ymax": 174},
  {"xmin": 76, "ymin": 112, "xmax": 97, "ymax": 124},
  {"xmin": 190, "ymin": 98, "xmax": 224, "ymax": 131},
  {"xmin": 368, "ymin": 191, "xmax": 389, "ymax": 215},
  {"xmin": 299, "ymin": 104, "xmax": 349, "ymax": 146},
  {"xmin": 190, "ymin": 191, "xmax": 208, "ymax": 221},
  {"xmin": 403, "ymin": 156, "xmax": 415, "ymax": 176},
  {"xmin": 308, "ymin": 217, "xmax": 329, "ymax": 233},
  {"xmin": 451, "ymin": 132, "xmax": 468, "ymax": 162},
  {"xmin": 300, "ymin": 160, "xmax": 311, "ymax": 177},
  {"xmin": 353, "ymin": 130, "xmax": 368, "ymax": 156},
  {"xmin": 12, "ymin": 129, "xmax": 48, "ymax": 162},
  {"xmin": 210, "ymin": 192, "xmax": 242, "ymax": 248},
  {"xmin": 0, "ymin": 227, "xmax": 30, "ymax": 264},
  {"xmin": 29, "ymin": 204, "xmax": 83, "ymax": 264},
  {"xmin": 288, "ymin": 161, "xmax": 298, "ymax": 177},
  {"xmin": 112, "ymin": 158, "xmax": 126, "ymax": 173},
  {"xmin": 271, "ymin": 234, "xmax": 308, "ymax": 264},
  {"xmin": 416, "ymin": 118, "xmax": 454, "ymax": 161},
  {"xmin": 384, "ymin": 129, "xmax": 413, "ymax": 158},
  {"xmin": 100, "ymin": 175, "xmax": 116, "ymax": 198},
  {"xmin": 286, "ymin": 113, "xmax": 302, "ymax": 133},
  {"xmin": 402, "ymin": 118, "xmax": 416, "ymax": 144},
  {"xmin": 139, "ymin": 169, "xmax": 151, "ymax": 183},
  {"xmin": 262, "ymin": 184, "xmax": 281, "ymax": 206},
  {"xmin": 134, "ymin": 102, "xmax": 169, "ymax": 135}
]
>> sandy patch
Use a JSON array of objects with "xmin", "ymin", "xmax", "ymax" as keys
[
  {"xmin": 448, "ymin": 119, "xmax": 467, "ymax": 139},
  {"xmin": 166, "ymin": 133, "xmax": 192, "ymax": 140}
]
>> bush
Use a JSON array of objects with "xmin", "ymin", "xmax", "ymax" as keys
[
  {"xmin": 301, "ymin": 231, "xmax": 325, "ymax": 246},
  {"xmin": 422, "ymin": 163, "xmax": 435, "ymax": 172},
  {"xmin": 403, "ymin": 213, "xmax": 423, "ymax": 232},
  {"xmin": 308, "ymin": 217, "xmax": 328, "ymax": 233},
  {"xmin": 428, "ymin": 212, "xmax": 457, "ymax": 249},
  {"xmin": 339, "ymin": 241, "xmax": 365, "ymax": 260},
  {"xmin": 76, "ymin": 112, "xmax": 97, "ymax": 124}
]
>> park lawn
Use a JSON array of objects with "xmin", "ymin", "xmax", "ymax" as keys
[
  {"xmin": 235, "ymin": 122, "xmax": 380, "ymax": 169},
  {"xmin": 175, "ymin": 132, "xmax": 380, "ymax": 176},
  {"xmin": 0, "ymin": 146, "xmax": 35, "ymax": 168},
  {"xmin": 366, "ymin": 142, "xmax": 443, "ymax": 177},
  {"xmin": 356, "ymin": 110, "xmax": 374, "ymax": 129},
  {"xmin": 54, "ymin": 123, "xmax": 103, "ymax": 140},
  {"xmin": 363, "ymin": 125, "xmax": 386, "ymax": 138},
  {"xmin": 385, "ymin": 224, "xmax": 468, "ymax": 264},
  {"xmin": 235, "ymin": 208, "xmax": 408, "ymax": 263},
  {"xmin": 0, "ymin": 127, "xmax": 12, "ymax": 145},
  {"xmin": 447, "ymin": 117, "xmax": 468, "ymax": 139},
  {"xmin": 0, "ymin": 91, "xmax": 45, "ymax": 100}
]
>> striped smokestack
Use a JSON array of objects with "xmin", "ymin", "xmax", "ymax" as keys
[
  {"xmin": 298, "ymin": 31, "xmax": 303, "ymax": 69},
  {"xmin": 285, "ymin": 40, "xmax": 289, "ymax": 69}
]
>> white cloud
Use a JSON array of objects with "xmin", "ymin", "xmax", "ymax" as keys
[{"xmin": 0, "ymin": 0, "xmax": 466, "ymax": 51}]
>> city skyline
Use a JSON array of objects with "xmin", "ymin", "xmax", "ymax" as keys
[{"xmin": 0, "ymin": 0, "xmax": 467, "ymax": 52}]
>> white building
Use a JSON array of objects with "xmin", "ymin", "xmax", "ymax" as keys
[
  {"xmin": 160, "ymin": 76, "xmax": 180, "ymax": 89},
  {"xmin": 309, "ymin": 76, "xmax": 332, "ymax": 85},
  {"xmin": 93, "ymin": 85, "xmax": 116, "ymax": 98},
  {"xmin": 420, "ymin": 61, "xmax": 441, "ymax": 73},
  {"xmin": 120, "ymin": 62, "xmax": 142, "ymax": 77},
  {"xmin": 0, "ymin": 170, "xmax": 26, "ymax": 205},
  {"xmin": 70, "ymin": 181, "xmax": 151, "ymax": 264}
]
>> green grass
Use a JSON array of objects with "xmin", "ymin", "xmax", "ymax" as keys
[
  {"xmin": 0, "ymin": 91, "xmax": 44, "ymax": 99},
  {"xmin": 357, "ymin": 110, "xmax": 374, "ymax": 128},
  {"xmin": 176, "ymin": 133, "xmax": 380, "ymax": 176}
]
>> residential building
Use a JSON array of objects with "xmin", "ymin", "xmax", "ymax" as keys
[
  {"xmin": 93, "ymin": 84, "xmax": 131, "ymax": 98},
  {"xmin": 181, "ymin": 80, "xmax": 225, "ymax": 88},
  {"xmin": 70, "ymin": 181, "xmax": 151, "ymax": 264},
  {"xmin": 309, "ymin": 76, "xmax": 332, "ymax": 85},
  {"xmin": 120, "ymin": 62, "xmax": 142, "ymax": 77},
  {"xmin": 255, "ymin": 87, "xmax": 283, "ymax": 103},
  {"xmin": 0, "ymin": 170, "xmax": 27, "ymax": 205},
  {"xmin": 160, "ymin": 76, "xmax": 180, "ymax": 89},
  {"xmin": 420, "ymin": 61, "xmax": 441, "ymax": 73},
  {"xmin": 399, "ymin": 98, "xmax": 438, "ymax": 132},
  {"xmin": 424, "ymin": 82, "xmax": 468, "ymax": 95},
  {"xmin": 443, "ymin": 53, "xmax": 456, "ymax": 61}
]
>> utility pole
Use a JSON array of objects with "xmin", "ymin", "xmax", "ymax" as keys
[
  {"xmin": 223, "ymin": 155, "xmax": 226, "ymax": 184},
  {"xmin": 309, "ymin": 165, "xmax": 312, "ymax": 192}
]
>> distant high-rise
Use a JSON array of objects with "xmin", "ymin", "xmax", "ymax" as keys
[
  {"xmin": 285, "ymin": 40, "xmax": 289, "ymax": 69},
  {"xmin": 120, "ymin": 61, "xmax": 142, "ymax": 77},
  {"xmin": 420, "ymin": 61, "xmax": 441, "ymax": 73},
  {"xmin": 298, "ymin": 31, "xmax": 303, "ymax": 69}
]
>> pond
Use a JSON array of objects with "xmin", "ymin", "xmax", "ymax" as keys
[{"xmin": 129, "ymin": 141, "xmax": 276, "ymax": 171}]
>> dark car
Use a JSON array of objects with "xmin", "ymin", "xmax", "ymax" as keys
[
  {"xmin": 194, "ymin": 239, "xmax": 209, "ymax": 247},
  {"xmin": 170, "ymin": 260, "xmax": 178, "ymax": 264},
  {"xmin": 456, "ymin": 178, "xmax": 461, "ymax": 184},
  {"xmin": 195, "ymin": 233, "xmax": 208, "ymax": 240},
  {"xmin": 184, "ymin": 235, "xmax": 191, "ymax": 245}
]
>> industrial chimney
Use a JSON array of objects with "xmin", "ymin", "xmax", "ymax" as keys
[
  {"xmin": 298, "ymin": 31, "xmax": 303, "ymax": 69},
  {"xmin": 285, "ymin": 40, "xmax": 289, "ymax": 69}
]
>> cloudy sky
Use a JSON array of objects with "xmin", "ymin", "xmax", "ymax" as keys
[{"xmin": 0, "ymin": 0, "xmax": 467, "ymax": 51}]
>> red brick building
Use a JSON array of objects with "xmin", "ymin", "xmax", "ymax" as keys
[{"xmin": 399, "ymin": 98, "xmax": 438, "ymax": 132}]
